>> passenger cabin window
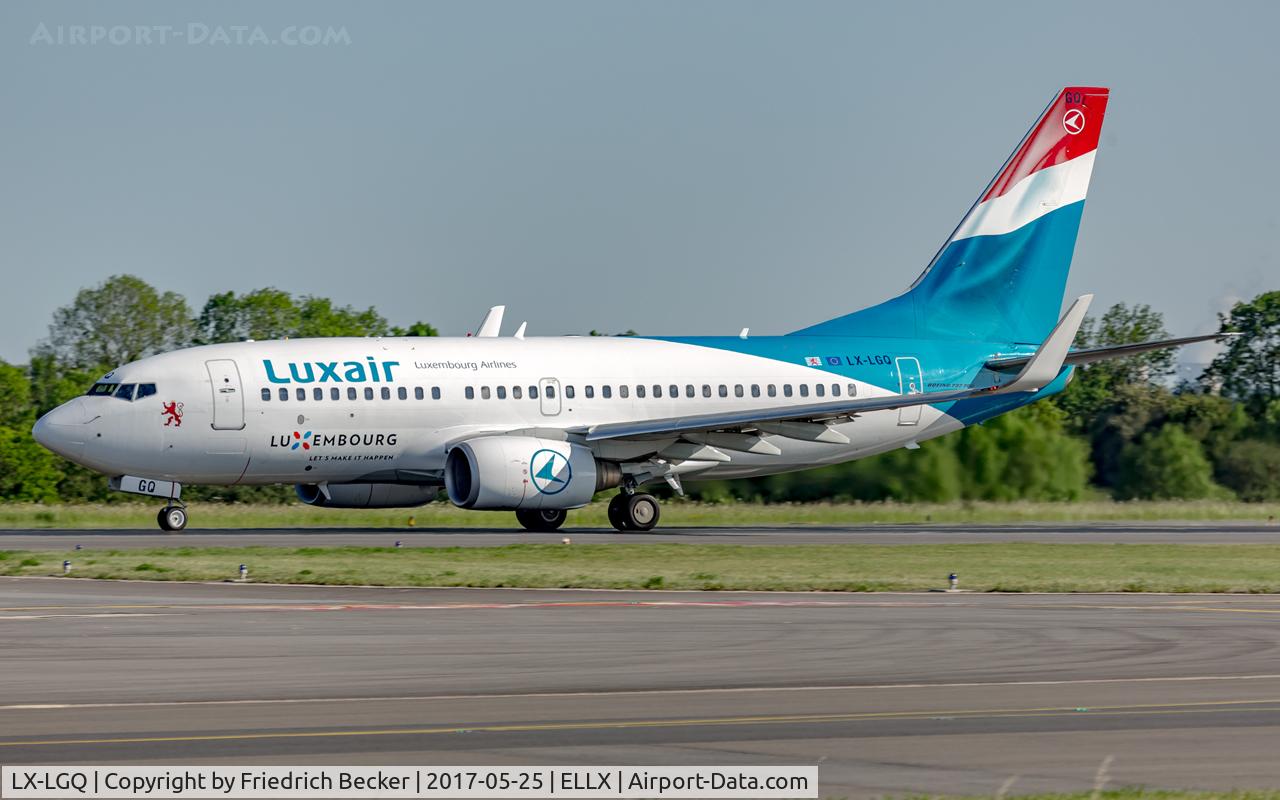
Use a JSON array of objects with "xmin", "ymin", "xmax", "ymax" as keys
[
  {"xmin": 261, "ymin": 388, "xmax": 271, "ymax": 401},
  {"xmin": 431, "ymin": 387, "xmax": 441, "ymax": 400},
  {"xmin": 584, "ymin": 385, "xmax": 594, "ymax": 399},
  {"xmin": 848, "ymin": 383, "xmax": 858, "ymax": 396},
  {"xmin": 565, "ymin": 385, "xmax": 575, "ymax": 399},
  {"xmin": 602, "ymin": 385, "xmax": 612, "ymax": 399},
  {"xmin": 278, "ymin": 388, "xmax": 289, "ymax": 401},
  {"xmin": 783, "ymin": 384, "xmax": 793, "ymax": 397},
  {"xmin": 529, "ymin": 386, "xmax": 539, "ymax": 399},
  {"xmin": 465, "ymin": 387, "xmax": 475, "ymax": 400},
  {"xmin": 347, "ymin": 387, "xmax": 357, "ymax": 401},
  {"xmin": 669, "ymin": 384, "xmax": 678, "ymax": 398},
  {"xmin": 815, "ymin": 384, "xmax": 825, "ymax": 397},
  {"xmin": 619, "ymin": 385, "xmax": 629, "ymax": 399},
  {"xmin": 686, "ymin": 384, "xmax": 695, "ymax": 398},
  {"xmin": 381, "ymin": 387, "xmax": 391, "ymax": 400},
  {"xmin": 480, "ymin": 386, "xmax": 491, "ymax": 400},
  {"xmin": 296, "ymin": 388, "xmax": 306, "ymax": 401},
  {"xmin": 313, "ymin": 388, "xmax": 323, "ymax": 401},
  {"xmin": 799, "ymin": 384, "xmax": 809, "ymax": 398},
  {"xmin": 398, "ymin": 387, "xmax": 408, "ymax": 400},
  {"xmin": 734, "ymin": 385, "xmax": 744, "ymax": 398},
  {"xmin": 653, "ymin": 385, "xmax": 662, "ymax": 398},
  {"xmin": 702, "ymin": 385, "xmax": 711, "ymax": 398},
  {"xmin": 718, "ymin": 385, "xmax": 728, "ymax": 398},
  {"xmin": 751, "ymin": 384, "xmax": 760, "ymax": 398},
  {"xmin": 512, "ymin": 385, "xmax": 522, "ymax": 399},
  {"xmin": 496, "ymin": 386, "xmax": 507, "ymax": 400},
  {"xmin": 331, "ymin": 388, "xmax": 340, "ymax": 400},
  {"xmin": 364, "ymin": 387, "xmax": 374, "ymax": 400},
  {"xmin": 546, "ymin": 385, "xmax": 557, "ymax": 399},
  {"xmin": 635, "ymin": 385, "xmax": 645, "ymax": 399},
  {"xmin": 831, "ymin": 384, "xmax": 841, "ymax": 397},
  {"xmin": 114, "ymin": 384, "xmax": 135, "ymax": 401},
  {"xmin": 767, "ymin": 384, "xmax": 777, "ymax": 397},
  {"xmin": 136, "ymin": 383, "xmax": 157, "ymax": 400},
  {"xmin": 414, "ymin": 387, "xmax": 424, "ymax": 400}
]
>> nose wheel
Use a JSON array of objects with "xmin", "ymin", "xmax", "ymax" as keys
[
  {"xmin": 157, "ymin": 505, "xmax": 187, "ymax": 532},
  {"xmin": 515, "ymin": 508, "xmax": 567, "ymax": 532},
  {"xmin": 607, "ymin": 492, "xmax": 660, "ymax": 532}
]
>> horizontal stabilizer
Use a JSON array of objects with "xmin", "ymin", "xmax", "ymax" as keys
[{"xmin": 985, "ymin": 332, "xmax": 1239, "ymax": 372}]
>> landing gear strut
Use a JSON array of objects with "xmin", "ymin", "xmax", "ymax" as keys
[
  {"xmin": 608, "ymin": 492, "xmax": 660, "ymax": 532},
  {"xmin": 516, "ymin": 508, "xmax": 567, "ymax": 532},
  {"xmin": 157, "ymin": 504, "xmax": 187, "ymax": 532}
]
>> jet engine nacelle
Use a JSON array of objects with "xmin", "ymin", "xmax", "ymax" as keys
[
  {"xmin": 295, "ymin": 483, "xmax": 439, "ymax": 509},
  {"xmin": 445, "ymin": 436, "xmax": 621, "ymax": 510}
]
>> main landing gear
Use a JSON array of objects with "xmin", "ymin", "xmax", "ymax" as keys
[
  {"xmin": 607, "ymin": 492, "xmax": 660, "ymax": 532},
  {"xmin": 157, "ymin": 503, "xmax": 188, "ymax": 532},
  {"xmin": 515, "ymin": 508, "xmax": 568, "ymax": 532}
]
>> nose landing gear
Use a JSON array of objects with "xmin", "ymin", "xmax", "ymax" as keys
[
  {"xmin": 157, "ymin": 504, "xmax": 187, "ymax": 532},
  {"xmin": 607, "ymin": 492, "xmax": 660, "ymax": 532}
]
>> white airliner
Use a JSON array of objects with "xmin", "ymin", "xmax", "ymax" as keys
[{"xmin": 32, "ymin": 87, "xmax": 1224, "ymax": 532}]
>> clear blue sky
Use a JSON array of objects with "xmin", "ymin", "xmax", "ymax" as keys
[{"xmin": 2, "ymin": 0, "xmax": 1275, "ymax": 374}]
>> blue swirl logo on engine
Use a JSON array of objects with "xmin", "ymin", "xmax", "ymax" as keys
[{"xmin": 530, "ymin": 449, "xmax": 571, "ymax": 495}]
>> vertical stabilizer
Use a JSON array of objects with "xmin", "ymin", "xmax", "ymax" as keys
[{"xmin": 793, "ymin": 87, "xmax": 1110, "ymax": 343}]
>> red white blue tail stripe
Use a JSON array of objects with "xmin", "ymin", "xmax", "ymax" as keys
[{"xmin": 953, "ymin": 87, "xmax": 1108, "ymax": 242}]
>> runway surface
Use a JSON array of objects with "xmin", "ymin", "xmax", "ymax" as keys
[
  {"xmin": 4, "ymin": 520, "xmax": 1280, "ymax": 549},
  {"xmin": 2, "ymin": 578, "xmax": 1280, "ymax": 796}
]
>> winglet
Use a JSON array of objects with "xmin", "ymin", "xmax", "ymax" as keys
[
  {"xmin": 997, "ymin": 294, "xmax": 1093, "ymax": 393},
  {"xmin": 475, "ymin": 305, "xmax": 505, "ymax": 338}
]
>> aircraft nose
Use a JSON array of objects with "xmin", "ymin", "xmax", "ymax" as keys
[{"xmin": 32, "ymin": 399, "xmax": 92, "ymax": 462}]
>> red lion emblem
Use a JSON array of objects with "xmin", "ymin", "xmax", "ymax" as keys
[{"xmin": 161, "ymin": 401, "xmax": 184, "ymax": 427}]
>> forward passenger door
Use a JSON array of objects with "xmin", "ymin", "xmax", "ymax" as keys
[{"xmin": 206, "ymin": 359, "xmax": 245, "ymax": 430}]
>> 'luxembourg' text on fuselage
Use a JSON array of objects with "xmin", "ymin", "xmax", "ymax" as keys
[{"xmin": 264, "ymin": 358, "xmax": 400, "ymax": 384}]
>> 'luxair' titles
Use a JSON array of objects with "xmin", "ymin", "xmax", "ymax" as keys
[{"xmin": 264, "ymin": 358, "xmax": 399, "ymax": 384}]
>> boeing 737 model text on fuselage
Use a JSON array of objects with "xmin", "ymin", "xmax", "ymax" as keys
[{"xmin": 32, "ymin": 87, "xmax": 1226, "ymax": 531}]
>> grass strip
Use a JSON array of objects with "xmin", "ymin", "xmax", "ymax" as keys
[
  {"xmin": 6, "ymin": 542, "xmax": 1280, "ymax": 592},
  {"xmin": 1, "ymin": 500, "xmax": 1279, "ymax": 530}
]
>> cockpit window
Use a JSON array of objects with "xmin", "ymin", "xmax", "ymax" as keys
[{"xmin": 87, "ymin": 382, "xmax": 156, "ymax": 401}]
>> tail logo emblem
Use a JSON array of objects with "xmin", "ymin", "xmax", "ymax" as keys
[{"xmin": 1062, "ymin": 108, "xmax": 1086, "ymax": 135}]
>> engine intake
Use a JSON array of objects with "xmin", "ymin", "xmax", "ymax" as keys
[
  {"xmin": 295, "ymin": 483, "xmax": 438, "ymax": 509},
  {"xmin": 445, "ymin": 436, "xmax": 620, "ymax": 510}
]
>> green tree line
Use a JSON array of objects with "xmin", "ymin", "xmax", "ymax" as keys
[{"xmin": 1, "ymin": 275, "xmax": 1277, "ymax": 505}]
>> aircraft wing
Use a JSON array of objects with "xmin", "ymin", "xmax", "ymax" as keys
[
  {"xmin": 580, "ymin": 386, "xmax": 992, "ymax": 442},
  {"xmin": 578, "ymin": 295, "xmax": 1093, "ymax": 444},
  {"xmin": 983, "ymin": 332, "xmax": 1237, "ymax": 372}
]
